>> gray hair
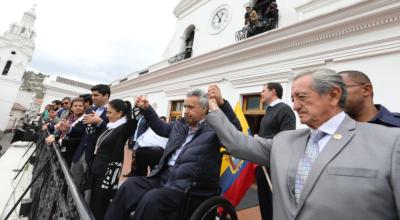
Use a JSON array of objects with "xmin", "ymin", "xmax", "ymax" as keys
[
  {"xmin": 291, "ymin": 69, "xmax": 347, "ymax": 109},
  {"xmin": 186, "ymin": 88, "xmax": 209, "ymax": 109}
]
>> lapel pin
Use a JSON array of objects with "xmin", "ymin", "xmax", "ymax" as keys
[{"xmin": 333, "ymin": 134, "xmax": 342, "ymax": 140}]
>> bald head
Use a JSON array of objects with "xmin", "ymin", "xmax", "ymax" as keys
[
  {"xmin": 338, "ymin": 70, "xmax": 377, "ymax": 122},
  {"xmin": 338, "ymin": 70, "xmax": 371, "ymax": 85}
]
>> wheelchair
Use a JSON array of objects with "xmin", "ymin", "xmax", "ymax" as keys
[
  {"xmin": 170, "ymin": 182, "xmax": 238, "ymax": 220},
  {"xmin": 130, "ymin": 182, "xmax": 238, "ymax": 220}
]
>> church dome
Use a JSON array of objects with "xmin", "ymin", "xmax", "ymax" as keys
[{"xmin": 24, "ymin": 7, "xmax": 37, "ymax": 19}]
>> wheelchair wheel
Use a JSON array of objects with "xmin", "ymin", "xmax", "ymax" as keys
[{"xmin": 189, "ymin": 196, "xmax": 238, "ymax": 220}]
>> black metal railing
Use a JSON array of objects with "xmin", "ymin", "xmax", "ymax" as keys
[
  {"xmin": 3, "ymin": 130, "xmax": 94, "ymax": 220},
  {"xmin": 235, "ymin": 18, "xmax": 278, "ymax": 41},
  {"xmin": 168, "ymin": 49, "xmax": 192, "ymax": 65}
]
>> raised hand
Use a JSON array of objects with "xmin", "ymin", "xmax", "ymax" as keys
[
  {"xmin": 135, "ymin": 95, "xmax": 150, "ymax": 110},
  {"xmin": 208, "ymin": 84, "xmax": 224, "ymax": 106},
  {"xmin": 208, "ymin": 97, "xmax": 219, "ymax": 112},
  {"xmin": 58, "ymin": 120, "xmax": 70, "ymax": 132}
]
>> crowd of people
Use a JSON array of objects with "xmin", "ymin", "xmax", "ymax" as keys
[
  {"xmin": 39, "ymin": 69, "xmax": 400, "ymax": 220},
  {"xmin": 243, "ymin": 1, "xmax": 279, "ymax": 38}
]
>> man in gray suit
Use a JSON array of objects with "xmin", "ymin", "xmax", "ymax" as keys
[{"xmin": 206, "ymin": 69, "xmax": 400, "ymax": 220}]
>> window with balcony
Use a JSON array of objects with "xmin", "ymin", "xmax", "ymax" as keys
[
  {"xmin": 169, "ymin": 25, "xmax": 195, "ymax": 64},
  {"xmin": 169, "ymin": 100, "xmax": 184, "ymax": 121},
  {"xmin": 242, "ymin": 94, "xmax": 265, "ymax": 135},
  {"xmin": 236, "ymin": 0, "xmax": 279, "ymax": 41}
]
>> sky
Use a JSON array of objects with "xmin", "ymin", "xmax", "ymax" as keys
[{"xmin": 0, "ymin": 0, "xmax": 181, "ymax": 84}]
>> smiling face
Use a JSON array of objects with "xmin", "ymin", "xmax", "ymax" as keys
[
  {"xmin": 183, "ymin": 96, "xmax": 207, "ymax": 127},
  {"xmin": 71, "ymin": 101, "xmax": 84, "ymax": 116},
  {"xmin": 291, "ymin": 74, "xmax": 342, "ymax": 129}
]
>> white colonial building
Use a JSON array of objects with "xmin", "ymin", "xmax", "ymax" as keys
[
  {"xmin": 40, "ymin": 76, "xmax": 93, "ymax": 112},
  {"xmin": 112, "ymin": 0, "xmax": 400, "ymax": 131},
  {"xmin": 0, "ymin": 8, "xmax": 37, "ymax": 131}
]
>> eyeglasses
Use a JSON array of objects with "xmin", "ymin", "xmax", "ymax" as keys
[
  {"xmin": 62, "ymin": 102, "xmax": 70, "ymax": 105},
  {"xmin": 345, "ymin": 83, "xmax": 371, "ymax": 88}
]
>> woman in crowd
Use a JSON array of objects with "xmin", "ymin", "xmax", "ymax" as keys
[
  {"xmin": 60, "ymin": 97, "xmax": 86, "ymax": 167},
  {"xmin": 89, "ymin": 99, "xmax": 137, "ymax": 220},
  {"xmin": 45, "ymin": 97, "xmax": 86, "ymax": 167}
]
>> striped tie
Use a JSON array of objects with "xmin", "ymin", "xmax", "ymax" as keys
[{"xmin": 294, "ymin": 130, "xmax": 326, "ymax": 203}]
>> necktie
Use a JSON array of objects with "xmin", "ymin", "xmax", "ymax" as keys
[{"xmin": 294, "ymin": 130, "xmax": 326, "ymax": 203}]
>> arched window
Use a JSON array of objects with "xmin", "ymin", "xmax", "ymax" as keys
[
  {"xmin": 2, "ymin": 60, "xmax": 12, "ymax": 75},
  {"xmin": 183, "ymin": 25, "xmax": 195, "ymax": 59},
  {"xmin": 168, "ymin": 25, "xmax": 196, "ymax": 64}
]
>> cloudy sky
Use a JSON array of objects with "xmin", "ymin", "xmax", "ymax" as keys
[{"xmin": 0, "ymin": 0, "xmax": 181, "ymax": 84}]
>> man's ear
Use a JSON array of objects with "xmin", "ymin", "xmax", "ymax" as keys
[
  {"xmin": 204, "ymin": 107, "xmax": 209, "ymax": 114},
  {"xmin": 363, "ymin": 84, "xmax": 373, "ymax": 97},
  {"xmin": 329, "ymin": 86, "xmax": 342, "ymax": 105}
]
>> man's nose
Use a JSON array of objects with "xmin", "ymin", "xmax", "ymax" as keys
[{"xmin": 292, "ymin": 100, "xmax": 301, "ymax": 111}]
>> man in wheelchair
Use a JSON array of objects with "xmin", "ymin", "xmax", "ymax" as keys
[{"xmin": 104, "ymin": 88, "xmax": 241, "ymax": 220}]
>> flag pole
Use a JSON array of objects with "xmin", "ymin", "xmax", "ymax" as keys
[{"xmin": 262, "ymin": 166, "xmax": 273, "ymax": 192}]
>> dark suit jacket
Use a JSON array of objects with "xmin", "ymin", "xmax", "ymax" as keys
[
  {"xmin": 71, "ymin": 106, "xmax": 108, "ymax": 163},
  {"xmin": 144, "ymin": 101, "xmax": 242, "ymax": 193}
]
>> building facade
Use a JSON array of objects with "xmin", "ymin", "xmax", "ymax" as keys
[
  {"xmin": 0, "ymin": 8, "xmax": 36, "ymax": 131},
  {"xmin": 40, "ymin": 76, "xmax": 92, "ymax": 112},
  {"xmin": 111, "ymin": 0, "xmax": 400, "ymax": 130}
]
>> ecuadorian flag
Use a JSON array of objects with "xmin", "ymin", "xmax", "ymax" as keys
[{"xmin": 219, "ymin": 102, "xmax": 257, "ymax": 207}]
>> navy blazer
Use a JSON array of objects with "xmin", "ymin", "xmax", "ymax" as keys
[
  {"xmin": 71, "ymin": 106, "xmax": 109, "ymax": 163},
  {"xmin": 144, "ymin": 100, "xmax": 242, "ymax": 193}
]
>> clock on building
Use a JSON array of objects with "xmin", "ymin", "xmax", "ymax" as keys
[{"xmin": 209, "ymin": 6, "xmax": 231, "ymax": 34}]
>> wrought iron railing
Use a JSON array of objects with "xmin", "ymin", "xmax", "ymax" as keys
[
  {"xmin": 168, "ymin": 49, "xmax": 192, "ymax": 65},
  {"xmin": 235, "ymin": 18, "xmax": 278, "ymax": 42},
  {"xmin": 2, "ymin": 130, "xmax": 94, "ymax": 220}
]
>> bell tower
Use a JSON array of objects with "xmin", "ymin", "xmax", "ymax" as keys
[{"xmin": 0, "ymin": 7, "xmax": 37, "ymax": 131}]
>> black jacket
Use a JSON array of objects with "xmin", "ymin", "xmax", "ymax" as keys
[
  {"xmin": 144, "ymin": 100, "xmax": 242, "ymax": 192},
  {"xmin": 71, "ymin": 106, "xmax": 109, "ymax": 163}
]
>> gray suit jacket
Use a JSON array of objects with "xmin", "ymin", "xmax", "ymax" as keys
[{"xmin": 206, "ymin": 109, "xmax": 400, "ymax": 220}]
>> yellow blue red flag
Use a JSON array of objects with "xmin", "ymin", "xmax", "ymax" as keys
[{"xmin": 219, "ymin": 102, "xmax": 257, "ymax": 207}]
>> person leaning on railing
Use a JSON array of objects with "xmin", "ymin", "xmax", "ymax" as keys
[{"xmin": 45, "ymin": 97, "xmax": 86, "ymax": 167}]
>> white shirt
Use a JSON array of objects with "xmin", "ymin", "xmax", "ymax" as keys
[
  {"xmin": 94, "ymin": 105, "xmax": 106, "ymax": 116},
  {"xmin": 313, "ymin": 111, "xmax": 346, "ymax": 153},
  {"xmin": 135, "ymin": 128, "xmax": 168, "ymax": 150},
  {"xmin": 167, "ymin": 120, "xmax": 204, "ymax": 166},
  {"xmin": 268, "ymin": 99, "xmax": 282, "ymax": 107}
]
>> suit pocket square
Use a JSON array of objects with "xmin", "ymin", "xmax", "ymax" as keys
[{"xmin": 327, "ymin": 167, "xmax": 378, "ymax": 178}]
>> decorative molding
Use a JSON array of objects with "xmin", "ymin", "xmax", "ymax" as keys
[
  {"xmin": 112, "ymin": 0, "xmax": 400, "ymax": 96},
  {"xmin": 174, "ymin": 0, "xmax": 210, "ymax": 18},
  {"xmin": 164, "ymin": 86, "xmax": 190, "ymax": 97}
]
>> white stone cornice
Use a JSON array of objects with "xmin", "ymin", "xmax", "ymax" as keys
[
  {"xmin": 229, "ymin": 71, "xmax": 293, "ymax": 89},
  {"xmin": 174, "ymin": 0, "xmax": 199, "ymax": 17},
  {"xmin": 164, "ymin": 86, "xmax": 190, "ymax": 97},
  {"xmin": 112, "ymin": 0, "xmax": 400, "ymax": 95},
  {"xmin": 44, "ymin": 84, "xmax": 83, "ymax": 96},
  {"xmin": 174, "ymin": 0, "xmax": 210, "ymax": 19}
]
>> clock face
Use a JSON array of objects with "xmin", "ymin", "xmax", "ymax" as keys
[{"xmin": 211, "ymin": 8, "xmax": 229, "ymax": 32}]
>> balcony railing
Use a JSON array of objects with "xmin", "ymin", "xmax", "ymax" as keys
[
  {"xmin": 235, "ymin": 18, "xmax": 278, "ymax": 42},
  {"xmin": 2, "ymin": 128, "xmax": 94, "ymax": 220},
  {"xmin": 168, "ymin": 48, "xmax": 192, "ymax": 65}
]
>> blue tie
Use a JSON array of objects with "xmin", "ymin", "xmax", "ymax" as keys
[{"xmin": 294, "ymin": 130, "xmax": 326, "ymax": 203}]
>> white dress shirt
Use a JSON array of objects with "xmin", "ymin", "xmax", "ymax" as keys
[{"xmin": 313, "ymin": 111, "xmax": 346, "ymax": 153}]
